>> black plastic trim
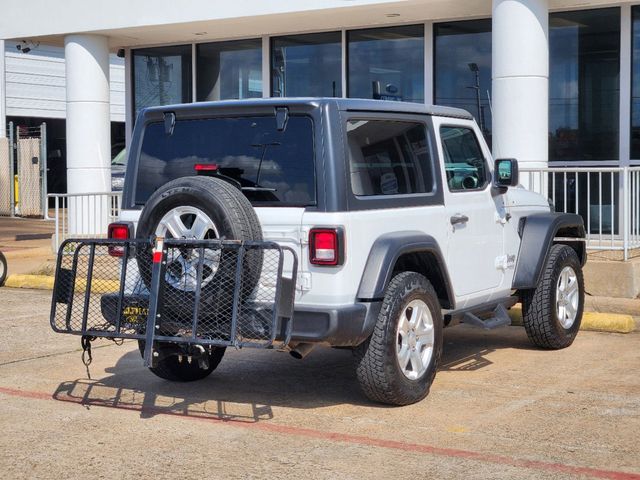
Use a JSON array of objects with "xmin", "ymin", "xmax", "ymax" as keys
[
  {"xmin": 356, "ymin": 231, "xmax": 454, "ymax": 308},
  {"xmin": 285, "ymin": 301, "xmax": 382, "ymax": 346},
  {"xmin": 512, "ymin": 212, "xmax": 586, "ymax": 290}
]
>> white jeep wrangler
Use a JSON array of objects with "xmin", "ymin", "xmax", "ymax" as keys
[{"xmin": 50, "ymin": 98, "xmax": 586, "ymax": 406}]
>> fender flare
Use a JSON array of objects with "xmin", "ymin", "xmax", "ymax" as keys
[
  {"xmin": 512, "ymin": 212, "xmax": 586, "ymax": 290},
  {"xmin": 356, "ymin": 231, "xmax": 454, "ymax": 308}
]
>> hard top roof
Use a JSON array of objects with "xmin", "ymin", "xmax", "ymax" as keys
[{"xmin": 141, "ymin": 97, "xmax": 474, "ymax": 121}]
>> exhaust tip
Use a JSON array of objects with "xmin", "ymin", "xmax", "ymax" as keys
[{"xmin": 289, "ymin": 343, "xmax": 315, "ymax": 360}]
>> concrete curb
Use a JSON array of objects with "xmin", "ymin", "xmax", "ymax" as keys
[
  {"xmin": 1, "ymin": 247, "xmax": 54, "ymax": 260},
  {"xmin": 4, "ymin": 274, "xmax": 118, "ymax": 293},
  {"xmin": 3, "ymin": 274, "xmax": 636, "ymax": 334},
  {"xmin": 5, "ymin": 274, "xmax": 55, "ymax": 290},
  {"xmin": 508, "ymin": 306, "xmax": 635, "ymax": 334}
]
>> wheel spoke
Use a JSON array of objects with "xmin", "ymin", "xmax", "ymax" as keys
[
  {"xmin": 409, "ymin": 349, "xmax": 423, "ymax": 375},
  {"xmin": 163, "ymin": 212, "xmax": 188, "ymax": 239},
  {"xmin": 415, "ymin": 330, "xmax": 433, "ymax": 346},
  {"xmin": 398, "ymin": 313, "xmax": 410, "ymax": 336},
  {"xmin": 409, "ymin": 304, "xmax": 424, "ymax": 328},
  {"xmin": 558, "ymin": 304, "xmax": 566, "ymax": 321},
  {"xmin": 190, "ymin": 213, "xmax": 213, "ymax": 239},
  {"xmin": 566, "ymin": 279, "xmax": 579, "ymax": 298},
  {"xmin": 201, "ymin": 249, "xmax": 221, "ymax": 270},
  {"xmin": 398, "ymin": 345, "xmax": 411, "ymax": 370},
  {"xmin": 565, "ymin": 301, "xmax": 576, "ymax": 318}
]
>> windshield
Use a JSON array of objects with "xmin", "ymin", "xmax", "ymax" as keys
[
  {"xmin": 111, "ymin": 148, "xmax": 127, "ymax": 166},
  {"xmin": 135, "ymin": 115, "xmax": 316, "ymax": 207}
]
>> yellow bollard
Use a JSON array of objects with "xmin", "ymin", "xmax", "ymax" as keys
[{"xmin": 14, "ymin": 174, "xmax": 19, "ymax": 207}]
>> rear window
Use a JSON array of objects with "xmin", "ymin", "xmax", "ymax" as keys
[{"xmin": 135, "ymin": 116, "xmax": 316, "ymax": 206}]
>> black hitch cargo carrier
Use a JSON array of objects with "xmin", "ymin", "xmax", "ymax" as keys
[{"xmin": 50, "ymin": 238, "xmax": 298, "ymax": 366}]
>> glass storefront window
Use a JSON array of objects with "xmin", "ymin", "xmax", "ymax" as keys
[
  {"xmin": 271, "ymin": 32, "xmax": 342, "ymax": 97},
  {"xmin": 549, "ymin": 8, "xmax": 620, "ymax": 162},
  {"xmin": 347, "ymin": 25, "xmax": 424, "ymax": 103},
  {"xmin": 133, "ymin": 45, "xmax": 192, "ymax": 118},
  {"xmin": 434, "ymin": 20, "xmax": 492, "ymax": 143},
  {"xmin": 631, "ymin": 6, "xmax": 640, "ymax": 159},
  {"xmin": 196, "ymin": 39, "xmax": 262, "ymax": 101}
]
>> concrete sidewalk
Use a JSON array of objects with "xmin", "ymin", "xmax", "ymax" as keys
[{"xmin": 0, "ymin": 217, "xmax": 55, "ymax": 276}]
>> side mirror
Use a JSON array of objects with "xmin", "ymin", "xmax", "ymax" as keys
[{"xmin": 494, "ymin": 158, "xmax": 519, "ymax": 189}]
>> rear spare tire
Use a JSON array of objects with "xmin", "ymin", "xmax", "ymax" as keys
[{"xmin": 135, "ymin": 176, "xmax": 263, "ymax": 336}]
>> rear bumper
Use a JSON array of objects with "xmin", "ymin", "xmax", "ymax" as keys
[
  {"xmin": 99, "ymin": 293, "xmax": 381, "ymax": 348},
  {"xmin": 287, "ymin": 302, "xmax": 382, "ymax": 347}
]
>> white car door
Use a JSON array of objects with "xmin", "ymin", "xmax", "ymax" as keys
[{"xmin": 433, "ymin": 118, "xmax": 507, "ymax": 306}]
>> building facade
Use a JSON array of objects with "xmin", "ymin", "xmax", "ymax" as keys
[
  {"xmin": 0, "ymin": 41, "xmax": 125, "ymax": 193},
  {"xmin": 0, "ymin": 0, "xmax": 638, "ymax": 198}
]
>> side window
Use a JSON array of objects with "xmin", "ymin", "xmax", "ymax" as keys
[
  {"xmin": 347, "ymin": 120, "xmax": 434, "ymax": 196},
  {"xmin": 440, "ymin": 126, "xmax": 489, "ymax": 191}
]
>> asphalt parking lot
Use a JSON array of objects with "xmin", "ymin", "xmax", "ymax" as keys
[{"xmin": 0, "ymin": 287, "xmax": 639, "ymax": 479}]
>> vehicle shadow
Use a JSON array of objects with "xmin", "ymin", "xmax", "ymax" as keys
[{"xmin": 51, "ymin": 325, "xmax": 535, "ymax": 421}]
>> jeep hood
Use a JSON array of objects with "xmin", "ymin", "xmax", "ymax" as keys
[{"xmin": 505, "ymin": 185, "xmax": 550, "ymax": 209}]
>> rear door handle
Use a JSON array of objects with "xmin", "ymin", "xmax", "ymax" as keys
[{"xmin": 450, "ymin": 214, "xmax": 469, "ymax": 225}]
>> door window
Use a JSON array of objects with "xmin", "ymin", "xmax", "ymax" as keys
[{"xmin": 440, "ymin": 126, "xmax": 489, "ymax": 191}]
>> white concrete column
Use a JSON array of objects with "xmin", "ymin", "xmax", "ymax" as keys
[
  {"xmin": 492, "ymin": 0, "xmax": 549, "ymax": 178},
  {"xmin": 0, "ymin": 40, "xmax": 6, "ymax": 139},
  {"xmin": 65, "ymin": 34, "xmax": 111, "ymax": 234}
]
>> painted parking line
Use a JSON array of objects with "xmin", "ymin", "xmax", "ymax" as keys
[{"xmin": 0, "ymin": 385, "xmax": 638, "ymax": 480}]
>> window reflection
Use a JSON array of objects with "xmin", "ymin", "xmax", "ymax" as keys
[
  {"xmin": 271, "ymin": 32, "xmax": 342, "ymax": 97},
  {"xmin": 347, "ymin": 120, "xmax": 433, "ymax": 196},
  {"xmin": 631, "ymin": 6, "xmax": 640, "ymax": 159},
  {"xmin": 196, "ymin": 39, "xmax": 262, "ymax": 101},
  {"xmin": 133, "ymin": 45, "xmax": 192, "ymax": 118},
  {"xmin": 136, "ymin": 117, "xmax": 316, "ymax": 206},
  {"xmin": 434, "ymin": 20, "xmax": 492, "ymax": 145},
  {"xmin": 549, "ymin": 8, "xmax": 620, "ymax": 162},
  {"xmin": 347, "ymin": 25, "xmax": 424, "ymax": 103}
]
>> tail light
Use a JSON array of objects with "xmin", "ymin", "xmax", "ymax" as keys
[
  {"xmin": 107, "ymin": 222, "xmax": 133, "ymax": 257},
  {"xmin": 194, "ymin": 163, "xmax": 218, "ymax": 172},
  {"xmin": 309, "ymin": 228, "xmax": 344, "ymax": 266}
]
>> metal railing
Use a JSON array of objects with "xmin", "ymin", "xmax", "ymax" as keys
[
  {"xmin": 520, "ymin": 167, "xmax": 640, "ymax": 260},
  {"xmin": 48, "ymin": 192, "xmax": 122, "ymax": 251}
]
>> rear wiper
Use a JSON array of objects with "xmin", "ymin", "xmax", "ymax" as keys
[{"xmin": 251, "ymin": 141, "xmax": 281, "ymax": 185}]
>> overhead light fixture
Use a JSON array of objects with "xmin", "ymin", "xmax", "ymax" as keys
[
  {"xmin": 386, "ymin": 13, "xmax": 400, "ymax": 17},
  {"xmin": 193, "ymin": 32, "xmax": 208, "ymax": 36}
]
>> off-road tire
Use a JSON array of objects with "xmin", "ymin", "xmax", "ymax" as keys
[
  {"xmin": 138, "ymin": 341, "xmax": 225, "ymax": 382},
  {"xmin": 135, "ymin": 176, "xmax": 263, "ymax": 331},
  {"xmin": 521, "ymin": 244, "xmax": 584, "ymax": 349},
  {"xmin": 136, "ymin": 175, "xmax": 263, "ymax": 286},
  {"xmin": 355, "ymin": 272, "xmax": 443, "ymax": 406},
  {"xmin": 0, "ymin": 251, "xmax": 6, "ymax": 287}
]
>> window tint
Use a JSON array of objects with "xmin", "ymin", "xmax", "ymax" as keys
[
  {"xmin": 347, "ymin": 120, "xmax": 434, "ymax": 196},
  {"xmin": 271, "ymin": 32, "xmax": 342, "ymax": 97},
  {"xmin": 196, "ymin": 39, "xmax": 262, "ymax": 101},
  {"xmin": 136, "ymin": 116, "xmax": 315, "ymax": 206},
  {"xmin": 434, "ymin": 19, "xmax": 492, "ymax": 145},
  {"xmin": 133, "ymin": 45, "xmax": 192, "ymax": 118},
  {"xmin": 550, "ymin": 8, "xmax": 620, "ymax": 162},
  {"xmin": 440, "ymin": 127, "xmax": 488, "ymax": 191},
  {"xmin": 347, "ymin": 25, "xmax": 424, "ymax": 103}
]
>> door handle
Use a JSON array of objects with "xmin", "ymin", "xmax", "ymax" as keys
[{"xmin": 450, "ymin": 214, "xmax": 469, "ymax": 225}]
